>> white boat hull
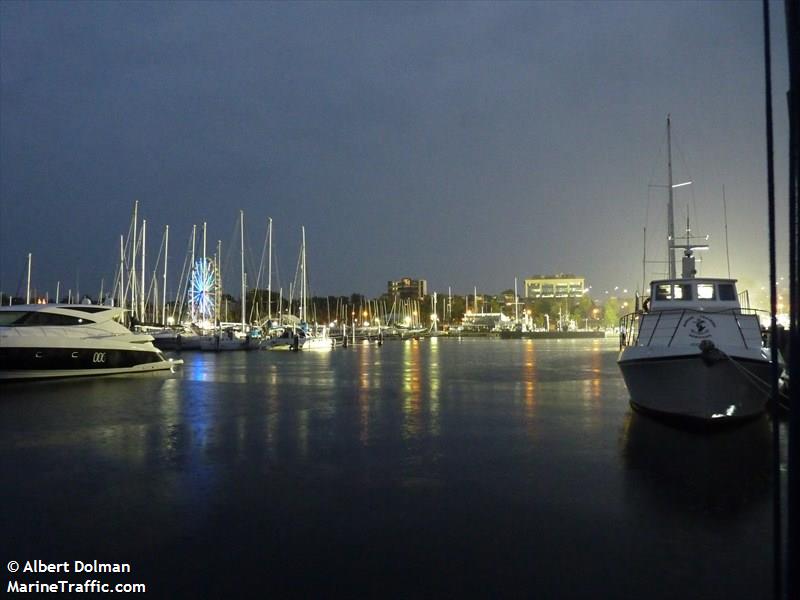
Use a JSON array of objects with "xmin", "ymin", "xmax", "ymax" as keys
[
  {"xmin": 1, "ymin": 359, "xmax": 181, "ymax": 381},
  {"xmin": 618, "ymin": 349, "xmax": 770, "ymax": 421}
]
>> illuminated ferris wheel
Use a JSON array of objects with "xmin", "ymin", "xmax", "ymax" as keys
[{"xmin": 190, "ymin": 258, "xmax": 216, "ymax": 324}]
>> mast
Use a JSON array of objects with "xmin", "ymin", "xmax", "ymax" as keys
[
  {"xmin": 448, "ymin": 286, "xmax": 452, "ymax": 323},
  {"xmin": 216, "ymin": 239, "xmax": 222, "ymax": 325},
  {"xmin": 141, "ymin": 219, "xmax": 146, "ymax": 320},
  {"xmin": 190, "ymin": 225, "xmax": 196, "ymax": 322},
  {"xmin": 132, "ymin": 200, "xmax": 138, "ymax": 317},
  {"xmin": 667, "ymin": 116, "xmax": 676, "ymax": 279},
  {"xmin": 119, "ymin": 235, "xmax": 124, "ymax": 309},
  {"xmin": 642, "ymin": 227, "xmax": 647, "ymax": 296},
  {"xmin": 26, "ymin": 253, "xmax": 31, "ymax": 304},
  {"xmin": 162, "ymin": 225, "xmax": 169, "ymax": 324},
  {"xmin": 240, "ymin": 210, "xmax": 246, "ymax": 330},
  {"xmin": 722, "ymin": 185, "xmax": 731, "ymax": 278},
  {"xmin": 300, "ymin": 226, "xmax": 307, "ymax": 323},
  {"xmin": 514, "ymin": 277, "xmax": 519, "ymax": 322},
  {"xmin": 267, "ymin": 217, "xmax": 273, "ymax": 321}
]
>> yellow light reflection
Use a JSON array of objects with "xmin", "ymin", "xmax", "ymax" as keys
[
  {"xmin": 358, "ymin": 342, "xmax": 373, "ymax": 445},
  {"xmin": 428, "ymin": 336, "xmax": 440, "ymax": 437},
  {"xmin": 402, "ymin": 339, "xmax": 422, "ymax": 439},
  {"xmin": 523, "ymin": 340, "xmax": 537, "ymax": 429}
]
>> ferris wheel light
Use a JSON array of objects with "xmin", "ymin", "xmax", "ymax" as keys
[{"xmin": 190, "ymin": 259, "xmax": 216, "ymax": 324}]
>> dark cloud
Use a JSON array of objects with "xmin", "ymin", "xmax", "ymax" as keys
[{"xmin": 0, "ymin": 1, "xmax": 789, "ymax": 300}]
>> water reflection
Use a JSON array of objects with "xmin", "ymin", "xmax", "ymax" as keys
[
  {"xmin": 620, "ymin": 412, "xmax": 772, "ymax": 519},
  {"xmin": 357, "ymin": 343, "xmax": 375, "ymax": 445},
  {"xmin": 402, "ymin": 339, "xmax": 422, "ymax": 439},
  {"xmin": 428, "ymin": 336, "xmax": 440, "ymax": 436},
  {"xmin": 522, "ymin": 341, "xmax": 537, "ymax": 430},
  {"xmin": 587, "ymin": 341, "xmax": 602, "ymax": 403}
]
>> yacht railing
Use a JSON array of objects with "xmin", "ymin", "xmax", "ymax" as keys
[{"xmin": 618, "ymin": 308, "xmax": 768, "ymax": 350}]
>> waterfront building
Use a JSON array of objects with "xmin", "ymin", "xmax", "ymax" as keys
[
  {"xmin": 388, "ymin": 277, "xmax": 427, "ymax": 300},
  {"xmin": 524, "ymin": 274, "xmax": 585, "ymax": 298}
]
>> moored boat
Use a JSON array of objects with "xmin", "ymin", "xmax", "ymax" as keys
[
  {"xmin": 618, "ymin": 275, "xmax": 771, "ymax": 421},
  {"xmin": 0, "ymin": 304, "xmax": 182, "ymax": 380}
]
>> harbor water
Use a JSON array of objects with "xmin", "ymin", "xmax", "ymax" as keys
[{"xmin": 1, "ymin": 338, "xmax": 782, "ymax": 598}]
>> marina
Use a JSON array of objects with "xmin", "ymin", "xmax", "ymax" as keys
[
  {"xmin": 1, "ymin": 1, "xmax": 798, "ymax": 597},
  {"xmin": 0, "ymin": 338, "xmax": 785, "ymax": 597}
]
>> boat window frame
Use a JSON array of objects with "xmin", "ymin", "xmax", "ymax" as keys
[
  {"xmin": 718, "ymin": 283, "xmax": 736, "ymax": 301},
  {"xmin": 673, "ymin": 284, "xmax": 693, "ymax": 301},
  {"xmin": 697, "ymin": 283, "xmax": 716, "ymax": 300}
]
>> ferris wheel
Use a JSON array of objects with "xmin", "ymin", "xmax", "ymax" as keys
[{"xmin": 190, "ymin": 258, "xmax": 216, "ymax": 324}]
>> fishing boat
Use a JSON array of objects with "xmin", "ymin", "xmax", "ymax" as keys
[
  {"xmin": 0, "ymin": 304, "xmax": 182, "ymax": 380},
  {"xmin": 617, "ymin": 117, "xmax": 772, "ymax": 422},
  {"xmin": 618, "ymin": 270, "xmax": 771, "ymax": 421}
]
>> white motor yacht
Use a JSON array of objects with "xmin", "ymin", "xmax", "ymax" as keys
[
  {"xmin": 0, "ymin": 304, "xmax": 182, "ymax": 380},
  {"xmin": 618, "ymin": 270, "xmax": 771, "ymax": 421}
]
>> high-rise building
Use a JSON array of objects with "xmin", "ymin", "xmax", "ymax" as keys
[{"xmin": 388, "ymin": 277, "xmax": 427, "ymax": 300}]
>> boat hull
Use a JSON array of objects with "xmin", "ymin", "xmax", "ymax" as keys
[
  {"xmin": 0, "ymin": 346, "xmax": 178, "ymax": 381},
  {"xmin": 618, "ymin": 351, "xmax": 770, "ymax": 421}
]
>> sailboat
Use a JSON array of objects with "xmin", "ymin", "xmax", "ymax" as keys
[
  {"xmin": 200, "ymin": 211, "xmax": 257, "ymax": 351},
  {"xmin": 266, "ymin": 226, "xmax": 335, "ymax": 351},
  {"xmin": 617, "ymin": 117, "xmax": 773, "ymax": 422}
]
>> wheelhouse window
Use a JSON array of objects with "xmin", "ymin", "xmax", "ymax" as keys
[
  {"xmin": 654, "ymin": 284, "xmax": 692, "ymax": 300},
  {"xmin": 718, "ymin": 283, "xmax": 736, "ymax": 301},
  {"xmin": 697, "ymin": 284, "xmax": 716, "ymax": 300},
  {"xmin": 673, "ymin": 284, "xmax": 692, "ymax": 300},
  {"xmin": 654, "ymin": 284, "xmax": 672, "ymax": 300}
]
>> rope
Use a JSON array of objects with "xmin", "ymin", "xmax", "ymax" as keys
[{"xmin": 714, "ymin": 346, "xmax": 790, "ymax": 410}]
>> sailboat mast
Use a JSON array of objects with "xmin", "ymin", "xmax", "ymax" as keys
[
  {"xmin": 132, "ymin": 200, "xmax": 138, "ymax": 317},
  {"xmin": 267, "ymin": 217, "xmax": 272, "ymax": 321},
  {"xmin": 216, "ymin": 239, "xmax": 222, "ymax": 325},
  {"xmin": 190, "ymin": 225, "xmax": 196, "ymax": 322},
  {"xmin": 119, "ymin": 235, "xmax": 124, "ymax": 309},
  {"xmin": 141, "ymin": 219, "xmax": 146, "ymax": 320},
  {"xmin": 240, "ymin": 210, "xmax": 246, "ymax": 330},
  {"xmin": 162, "ymin": 225, "xmax": 169, "ymax": 324},
  {"xmin": 26, "ymin": 252, "xmax": 31, "ymax": 304},
  {"xmin": 667, "ymin": 115, "xmax": 676, "ymax": 279},
  {"xmin": 300, "ymin": 226, "xmax": 306, "ymax": 323}
]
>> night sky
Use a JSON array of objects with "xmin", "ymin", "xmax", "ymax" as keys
[{"xmin": 0, "ymin": 1, "xmax": 791, "ymax": 302}]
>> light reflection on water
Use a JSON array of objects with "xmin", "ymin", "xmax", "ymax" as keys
[
  {"xmin": 0, "ymin": 338, "xmax": 780, "ymax": 598},
  {"xmin": 402, "ymin": 339, "xmax": 423, "ymax": 440}
]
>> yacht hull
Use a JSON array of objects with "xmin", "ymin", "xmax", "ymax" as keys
[
  {"xmin": 0, "ymin": 347, "xmax": 178, "ymax": 381},
  {"xmin": 618, "ymin": 351, "xmax": 770, "ymax": 421}
]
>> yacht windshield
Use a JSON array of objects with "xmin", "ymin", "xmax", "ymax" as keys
[{"xmin": 0, "ymin": 311, "xmax": 28, "ymax": 326}]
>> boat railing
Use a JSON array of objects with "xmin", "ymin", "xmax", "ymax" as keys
[{"xmin": 618, "ymin": 307, "xmax": 768, "ymax": 350}]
